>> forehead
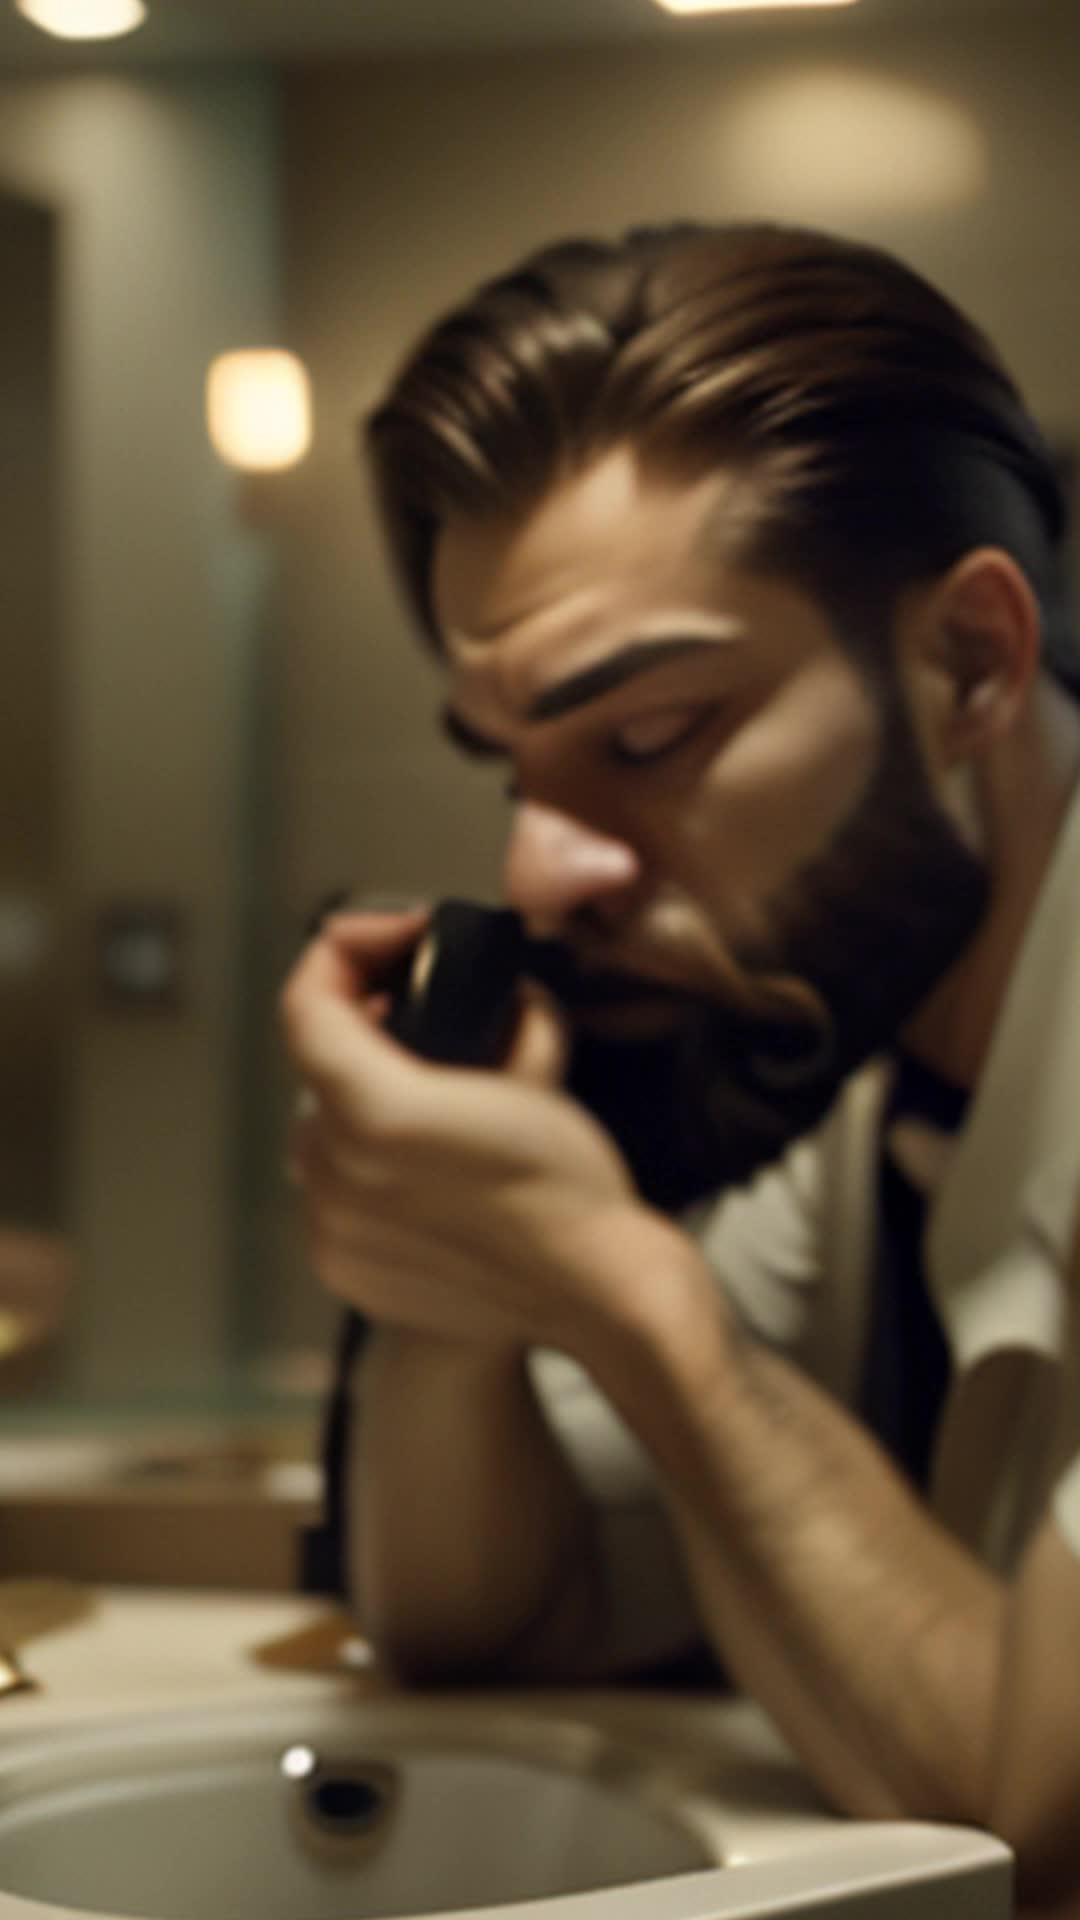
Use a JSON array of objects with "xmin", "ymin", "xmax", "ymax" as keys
[{"xmin": 431, "ymin": 446, "xmax": 735, "ymax": 664}]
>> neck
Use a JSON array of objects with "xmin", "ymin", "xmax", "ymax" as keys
[{"xmin": 901, "ymin": 679, "xmax": 1080, "ymax": 1089}]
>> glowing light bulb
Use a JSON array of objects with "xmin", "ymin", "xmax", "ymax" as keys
[
  {"xmin": 653, "ymin": 0, "xmax": 861, "ymax": 14},
  {"xmin": 14, "ymin": 0, "xmax": 148, "ymax": 41},
  {"xmin": 206, "ymin": 350, "xmax": 313, "ymax": 474}
]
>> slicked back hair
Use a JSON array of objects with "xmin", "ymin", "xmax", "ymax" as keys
[{"xmin": 364, "ymin": 222, "xmax": 1077, "ymax": 695}]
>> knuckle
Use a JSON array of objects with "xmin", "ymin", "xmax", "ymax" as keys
[{"xmin": 354, "ymin": 1091, "xmax": 420, "ymax": 1163}]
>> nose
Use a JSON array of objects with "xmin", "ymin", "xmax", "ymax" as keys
[{"xmin": 502, "ymin": 798, "xmax": 641, "ymax": 935}]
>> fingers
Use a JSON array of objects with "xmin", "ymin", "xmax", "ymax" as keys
[
  {"xmin": 322, "ymin": 905, "xmax": 430, "ymax": 957},
  {"xmin": 280, "ymin": 907, "xmax": 430, "ymax": 1112},
  {"xmin": 282, "ymin": 906, "xmax": 429, "ymax": 1017}
]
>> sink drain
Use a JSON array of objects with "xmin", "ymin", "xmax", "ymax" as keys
[{"xmin": 281, "ymin": 1745, "xmax": 400, "ymax": 1861}]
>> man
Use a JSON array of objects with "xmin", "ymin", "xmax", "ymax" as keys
[{"xmin": 282, "ymin": 223, "xmax": 1080, "ymax": 1913}]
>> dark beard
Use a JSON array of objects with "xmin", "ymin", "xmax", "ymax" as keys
[{"xmin": 563, "ymin": 700, "xmax": 989, "ymax": 1209}]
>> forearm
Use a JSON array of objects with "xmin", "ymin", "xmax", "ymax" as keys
[
  {"xmin": 350, "ymin": 1327, "xmax": 603, "ymax": 1682},
  {"xmin": 589, "ymin": 1263, "xmax": 1006, "ymax": 1824}
]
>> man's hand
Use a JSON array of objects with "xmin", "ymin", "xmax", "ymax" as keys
[{"xmin": 280, "ymin": 909, "xmax": 683, "ymax": 1360}]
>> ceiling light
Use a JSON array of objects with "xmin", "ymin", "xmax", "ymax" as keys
[
  {"xmin": 14, "ymin": 0, "xmax": 147, "ymax": 40},
  {"xmin": 206, "ymin": 351, "xmax": 313, "ymax": 474},
  {"xmin": 654, "ymin": 0, "xmax": 860, "ymax": 14}
]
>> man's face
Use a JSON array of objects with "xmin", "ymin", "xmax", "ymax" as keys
[{"xmin": 432, "ymin": 446, "xmax": 989, "ymax": 1184}]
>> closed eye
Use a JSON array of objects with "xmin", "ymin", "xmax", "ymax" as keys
[{"xmin": 609, "ymin": 703, "xmax": 717, "ymax": 766}]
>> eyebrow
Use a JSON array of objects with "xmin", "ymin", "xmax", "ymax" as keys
[{"xmin": 441, "ymin": 633, "xmax": 734, "ymax": 759}]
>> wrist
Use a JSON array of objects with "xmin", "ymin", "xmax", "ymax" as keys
[
  {"xmin": 364, "ymin": 1323, "xmax": 530, "ymax": 1388},
  {"xmin": 572, "ymin": 1210, "xmax": 734, "ymax": 1440}
]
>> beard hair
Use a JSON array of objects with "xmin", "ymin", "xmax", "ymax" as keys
[{"xmin": 566, "ymin": 694, "xmax": 990, "ymax": 1207}]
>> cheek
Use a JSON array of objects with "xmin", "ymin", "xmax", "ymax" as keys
[{"xmin": 674, "ymin": 657, "xmax": 883, "ymax": 927}]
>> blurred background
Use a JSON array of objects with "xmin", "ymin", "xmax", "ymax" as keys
[{"xmin": 0, "ymin": 0, "xmax": 1077, "ymax": 1442}]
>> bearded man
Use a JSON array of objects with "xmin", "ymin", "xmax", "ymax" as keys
[{"xmin": 283, "ymin": 223, "xmax": 1080, "ymax": 1916}]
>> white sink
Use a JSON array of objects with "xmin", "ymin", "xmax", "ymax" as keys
[{"xmin": 0, "ymin": 1692, "xmax": 1012, "ymax": 1920}]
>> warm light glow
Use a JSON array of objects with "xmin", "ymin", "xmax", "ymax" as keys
[
  {"xmin": 654, "ymin": 0, "xmax": 861, "ymax": 13},
  {"xmin": 14, "ymin": 0, "xmax": 147, "ymax": 41},
  {"xmin": 206, "ymin": 350, "xmax": 312, "ymax": 473},
  {"xmin": 714, "ymin": 65, "xmax": 988, "ymax": 218}
]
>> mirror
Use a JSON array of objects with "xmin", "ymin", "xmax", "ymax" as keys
[
  {"xmin": 0, "ymin": 0, "xmax": 1076, "ymax": 1447},
  {"xmin": 0, "ymin": 189, "xmax": 67, "ymax": 1393},
  {"xmin": 0, "ymin": 66, "xmax": 284, "ymax": 1420}
]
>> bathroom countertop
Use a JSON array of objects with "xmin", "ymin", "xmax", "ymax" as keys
[{"xmin": 0, "ymin": 1588, "xmax": 351, "ymax": 1729}]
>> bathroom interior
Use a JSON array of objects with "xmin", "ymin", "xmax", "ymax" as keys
[{"xmin": 0, "ymin": 0, "xmax": 1076, "ymax": 1913}]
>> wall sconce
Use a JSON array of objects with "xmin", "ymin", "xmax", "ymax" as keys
[
  {"xmin": 205, "ymin": 349, "xmax": 313, "ymax": 474},
  {"xmin": 14, "ymin": 0, "xmax": 147, "ymax": 39}
]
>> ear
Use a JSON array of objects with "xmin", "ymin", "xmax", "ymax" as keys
[{"xmin": 908, "ymin": 548, "xmax": 1042, "ymax": 766}]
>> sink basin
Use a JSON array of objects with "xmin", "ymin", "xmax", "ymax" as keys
[
  {"xmin": 0, "ymin": 1692, "xmax": 1012, "ymax": 1920},
  {"xmin": 0, "ymin": 1694, "xmax": 717, "ymax": 1920}
]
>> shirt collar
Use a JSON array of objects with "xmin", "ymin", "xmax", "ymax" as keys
[{"xmin": 927, "ymin": 774, "xmax": 1080, "ymax": 1361}]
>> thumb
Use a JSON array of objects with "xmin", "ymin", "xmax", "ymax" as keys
[{"xmin": 504, "ymin": 985, "xmax": 571, "ymax": 1088}]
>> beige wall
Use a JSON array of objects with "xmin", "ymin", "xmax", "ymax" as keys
[
  {"xmin": 0, "ymin": 71, "xmax": 280, "ymax": 1400},
  {"xmin": 266, "ymin": 9, "xmax": 1080, "ymax": 1350}
]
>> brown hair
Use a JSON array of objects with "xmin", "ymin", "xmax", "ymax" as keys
[{"xmin": 364, "ymin": 221, "xmax": 1076, "ymax": 693}]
